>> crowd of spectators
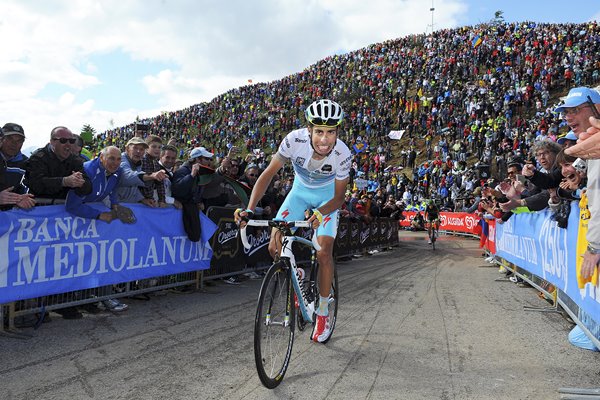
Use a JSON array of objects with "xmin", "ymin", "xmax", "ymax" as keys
[{"xmin": 3, "ymin": 20, "xmax": 600, "ymax": 317}]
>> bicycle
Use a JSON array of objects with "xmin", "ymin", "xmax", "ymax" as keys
[
  {"xmin": 240, "ymin": 219, "xmax": 339, "ymax": 389},
  {"xmin": 428, "ymin": 219, "xmax": 439, "ymax": 250}
]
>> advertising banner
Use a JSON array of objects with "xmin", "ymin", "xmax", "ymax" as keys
[
  {"xmin": 495, "ymin": 204, "xmax": 599, "ymax": 334},
  {"xmin": 0, "ymin": 204, "xmax": 217, "ymax": 304}
]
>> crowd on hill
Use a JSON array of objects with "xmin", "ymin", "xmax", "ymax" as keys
[{"xmin": 90, "ymin": 21, "xmax": 600, "ymax": 221}]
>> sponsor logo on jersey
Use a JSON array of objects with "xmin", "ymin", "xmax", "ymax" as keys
[
  {"xmin": 321, "ymin": 164, "xmax": 332, "ymax": 172},
  {"xmin": 285, "ymin": 138, "xmax": 291, "ymax": 148},
  {"xmin": 295, "ymin": 157, "xmax": 305, "ymax": 166},
  {"xmin": 295, "ymin": 138, "xmax": 307, "ymax": 143},
  {"xmin": 340, "ymin": 155, "xmax": 352, "ymax": 165}
]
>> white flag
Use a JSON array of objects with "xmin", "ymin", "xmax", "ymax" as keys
[{"xmin": 388, "ymin": 130, "xmax": 405, "ymax": 140}]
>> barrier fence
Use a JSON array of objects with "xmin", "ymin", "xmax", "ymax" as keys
[
  {"xmin": 0, "ymin": 205, "xmax": 399, "ymax": 331},
  {"xmin": 5, "ymin": 201, "xmax": 595, "ymax": 348}
]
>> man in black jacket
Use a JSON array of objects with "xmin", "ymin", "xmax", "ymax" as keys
[
  {"xmin": 24, "ymin": 126, "xmax": 92, "ymax": 319},
  {"xmin": 172, "ymin": 147, "xmax": 214, "ymax": 241},
  {"xmin": 26, "ymin": 126, "xmax": 91, "ymax": 203},
  {"xmin": 0, "ymin": 126, "xmax": 35, "ymax": 209}
]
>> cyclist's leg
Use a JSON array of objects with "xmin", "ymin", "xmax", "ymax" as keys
[
  {"xmin": 314, "ymin": 209, "xmax": 339, "ymax": 308},
  {"xmin": 271, "ymin": 185, "xmax": 309, "ymax": 259},
  {"xmin": 268, "ymin": 228, "xmax": 282, "ymax": 260},
  {"xmin": 312, "ymin": 210, "xmax": 338, "ymax": 343},
  {"xmin": 316, "ymin": 235, "xmax": 335, "ymax": 301}
]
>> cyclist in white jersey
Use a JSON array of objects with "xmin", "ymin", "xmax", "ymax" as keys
[{"xmin": 235, "ymin": 99, "xmax": 351, "ymax": 343}]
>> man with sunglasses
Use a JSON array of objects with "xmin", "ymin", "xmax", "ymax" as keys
[
  {"xmin": 26, "ymin": 126, "xmax": 91, "ymax": 203},
  {"xmin": 24, "ymin": 126, "xmax": 92, "ymax": 319},
  {"xmin": 235, "ymin": 99, "xmax": 351, "ymax": 343}
]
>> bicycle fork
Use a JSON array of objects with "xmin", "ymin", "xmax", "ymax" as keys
[{"xmin": 280, "ymin": 237, "xmax": 315, "ymax": 323}]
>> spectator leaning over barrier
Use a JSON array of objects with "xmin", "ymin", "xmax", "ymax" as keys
[
  {"xmin": 562, "ymin": 87, "xmax": 600, "ymax": 280},
  {"xmin": 141, "ymin": 135, "xmax": 168, "ymax": 208},
  {"xmin": 0, "ymin": 122, "xmax": 31, "ymax": 199},
  {"xmin": 26, "ymin": 126, "xmax": 92, "ymax": 205},
  {"xmin": 547, "ymin": 150, "xmax": 587, "ymax": 229},
  {"xmin": 0, "ymin": 126, "xmax": 35, "ymax": 209},
  {"xmin": 115, "ymin": 137, "xmax": 167, "ymax": 206},
  {"xmin": 201, "ymin": 155, "xmax": 247, "ymax": 209},
  {"xmin": 65, "ymin": 146, "xmax": 123, "ymax": 222},
  {"xmin": 158, "ymin": 144, "xmax": 180, "ymax": 208},
  {"xmin": 172, "ymin": 146, "xmax": 213, "ymax": 242},
  {"xmin": 1, "ymin": 123, "xmax": 28, "ymax": 170},
  {"xmin": 26, "ymin": 126, "xmax": 92, "ymax": 319},
  {"xmin": 239, "ymin": 163, "xmax": 272, "ymax": 217},
  {"xmin": 500, "ymin": 140, "xmax": 561, "ymax": 213},
  {"xmin": 64, "ymin": 145, "xmax": 129, "ymax": 313}
]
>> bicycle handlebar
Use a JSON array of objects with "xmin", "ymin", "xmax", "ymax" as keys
[{"xmin": 240, "ymin": 219, "xmax": 321, "ymax": 252}]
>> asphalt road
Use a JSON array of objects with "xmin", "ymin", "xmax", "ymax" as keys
[{"xmin": 1, "ymin": 232, "xmax": 599, "ymax": 400}]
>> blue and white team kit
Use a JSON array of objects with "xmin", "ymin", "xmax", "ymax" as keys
[{"xmin": 274, "ymin": 128, "xmax": 352, "ymax": 237}]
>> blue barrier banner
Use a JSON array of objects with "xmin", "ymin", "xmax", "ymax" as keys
[
  {"xmin": 495, "ymin": 203, "xmax": 600, "ymax": 330},
  {"xmin": 0, "ymin": 204, "xmax": 217, "ymax": 304}
]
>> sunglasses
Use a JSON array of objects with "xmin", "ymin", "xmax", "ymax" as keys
[
  {"xmin": 308, "ymin": 117, "xmax": 342, "ymax": 127},
  {"xmin": 52, "ymin": 137, "xmax": 77, "ymax": 144}
]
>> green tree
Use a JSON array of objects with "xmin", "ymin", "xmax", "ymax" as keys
[
  {"xmin": 493, "ymin": 10, "xmax": 504, "ymax": 25},
  {"xmin": 80, "ymin": 124, "xmax": 96, "ymax": 144}
]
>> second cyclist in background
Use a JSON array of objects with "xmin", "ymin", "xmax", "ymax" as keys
[
  {"xmin": 235, "ymin": 99, "xmax": 351, "ymax": 343},
  {"xmin": 425, "ymin": 199, "xmax": 440, "ymax": 245}
]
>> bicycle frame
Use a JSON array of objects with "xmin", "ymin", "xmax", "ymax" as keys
[{"xmin": 241, "ymin": 220, "xmax": 321, "ymax": 323}]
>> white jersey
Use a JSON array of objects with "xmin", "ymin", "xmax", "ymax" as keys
[{"xmin": 277, "ymin": 128, "xmax": 352, "ymax": 188}]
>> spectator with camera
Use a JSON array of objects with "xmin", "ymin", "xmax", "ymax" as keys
[
  {"xmin": 140, "ymin": 135, "xmax": 168, "ymax": 208},
  {"xmin": 500, "ymin": 140, "xmax": 562, "ymax": 213},
  {"xmin": 157, "ymin": 144, "xmax": 180, "ymax": 208},
  {"xmin": 172, "ymin": 146, "xmax": 214, "ymax": 242}
]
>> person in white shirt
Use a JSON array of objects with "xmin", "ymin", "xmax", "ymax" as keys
[{"xmin": 235, "ymin": 99, "xmax": 351, "ymax": 343}]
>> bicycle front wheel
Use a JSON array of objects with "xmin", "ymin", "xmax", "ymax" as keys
[{"xmin": 254, "ymin": 261, "xmax": 295, "ymax": 389}]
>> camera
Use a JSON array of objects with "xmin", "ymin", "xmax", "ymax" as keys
[
  {"xmin": 573, "ymin": 158, "xmax": 587, "ymax": 174},
  {"xmin": 135, "ymin": 123, "xmax": 150, "ymax": 132}
]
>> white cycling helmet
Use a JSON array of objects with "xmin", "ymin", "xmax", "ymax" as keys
[{"xmin": 305, "ymin": 99, "xmax": 344, "ymax": 127}]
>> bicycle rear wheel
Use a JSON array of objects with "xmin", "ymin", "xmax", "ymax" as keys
[
  {"xmin": 254, "ymin": 261, "xmax": 295, "ymax": 389},
  {"xmin": 313, "ymin": 265, "xmax": 339, "ymax": 344}
]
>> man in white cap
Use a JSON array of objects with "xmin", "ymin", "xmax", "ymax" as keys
[
  {"xmin": 557, "ymin": 131, "xmax": 578, "ymax": 149},
  {"xmin": 171, "ymin": 146, "xmax": 215, "ymax": 242},
  {"xmin": 559, "ymin": 87, "xmax": 600, "ymax": 281}
]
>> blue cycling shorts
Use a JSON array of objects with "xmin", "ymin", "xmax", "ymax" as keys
[{"xmin": 275, "ymin": 181, "xmax": 339, "ymax": 238}]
